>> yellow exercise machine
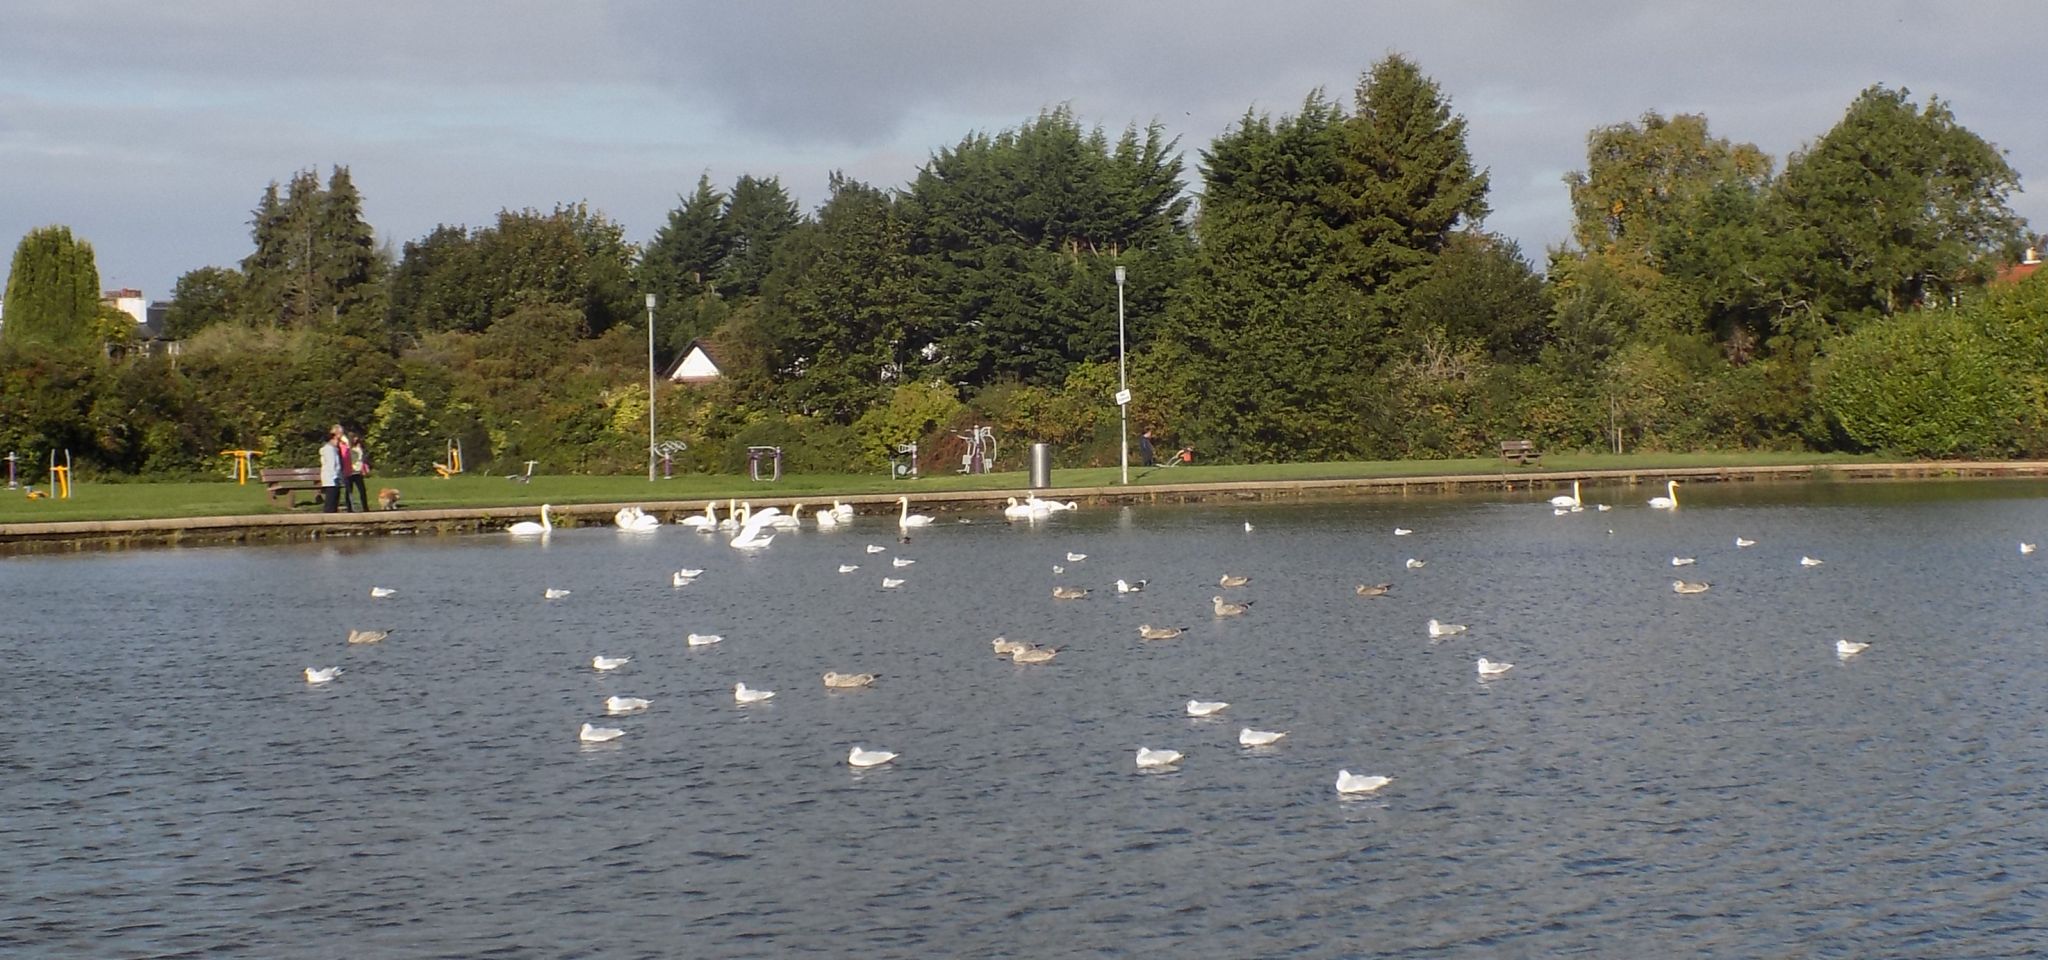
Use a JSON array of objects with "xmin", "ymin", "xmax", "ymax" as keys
[{"xmin": 221, "ymin": 449, "xmax": 262, "ymax": 484}]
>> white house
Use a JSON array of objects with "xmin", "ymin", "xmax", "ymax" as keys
[{"xmin": 662, "ymin": 340, "xmax": 723, "ymax": 383}]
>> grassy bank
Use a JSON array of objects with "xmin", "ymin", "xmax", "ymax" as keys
[{"xmin": 0, "ymin": 451, "xmax": 1893, "ymax": 524}]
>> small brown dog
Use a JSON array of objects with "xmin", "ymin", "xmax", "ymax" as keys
[{"xmin": 377, "ymin": 487, "xmax": 402, "ymax": 511}]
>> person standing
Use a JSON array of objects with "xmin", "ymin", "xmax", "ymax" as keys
[
  {"xmin": 1139, "ymin": 428, "xmax": 1157, "ymax": 468},
  {"xmin": 318, "ymin": 428, "xmax": 343, "ymax": 514},
  {"xmin": 345, "ymin": 431, "xmax": 371, "ymax": 513},
  {"xmin": 335, "ymin": 428, "xmax": 356, "ymax": 512}
]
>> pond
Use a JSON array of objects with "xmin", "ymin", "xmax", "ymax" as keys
[{"xmin": 6, "ymin": 479, "xmax": 2048, "ymax": 958}]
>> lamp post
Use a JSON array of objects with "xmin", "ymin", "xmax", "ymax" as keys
[
  {"xmin": 646, "ymin": 293, "xmax": 657, "ymax": 482},
  {"xmin": 1114, "ymin": 265, "xmax": 1129, "ymax": 485}
]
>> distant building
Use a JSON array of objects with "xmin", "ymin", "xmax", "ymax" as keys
[
  {"xmin": 662, "ymin": 340, "xmax": 723, "ymax": 383},
  {"xmin": 1995, "ymin": 247, "xmax": 2043, "ymax": 286},
  {"xmin": 103, "ymin": 288, "xmax": 148, "ymax": 325}
]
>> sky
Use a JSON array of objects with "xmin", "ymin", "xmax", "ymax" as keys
[{"xmin": 3, "ymin": 1, "xmax": 2042, "ymax": 300}]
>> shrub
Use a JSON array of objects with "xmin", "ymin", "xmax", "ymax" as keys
[{"xmin": 1815, "ymin": 310, "xmax": 2022, "ymax": 457}]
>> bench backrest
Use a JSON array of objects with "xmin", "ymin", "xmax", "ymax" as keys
[
  {"xmin": 260, "ymin": 467, "xmax": 324, "ymax": 482},
  {"xmin": 1499, "ymin": 440, "xmax": 1535, "ymax": 453}
]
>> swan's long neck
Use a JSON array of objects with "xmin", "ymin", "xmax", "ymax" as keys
[
  {"xmin": 1572, "ymin": 480, "xmax": 1581, "ymax": 502},
  {"xmin": 705, "ymin": 501, "xmax": 717, "ymax": 522},
  {"xmin": 899, "ymin": 497, "xmax": 909, "ymax": 520},
  {"xmin": 541, "ymin": 506, "xmax": 553, "ymax": 531},
  {"xmin": 1668, "ymin": 480, "xmax": 1678, "ymax": 505}
]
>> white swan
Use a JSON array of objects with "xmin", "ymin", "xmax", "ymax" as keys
[
  {"xmin": 508, "ymin": 504, "xmax": 553, "ymax": 536},
  {"xmin": 733, "ymin": 682, "xmax": 775, "ymax": 704},
  {"xmin": 615, "ymin": 506, "xmax": 660, "ymax": 532},
  {"xmin": 815, "ymin": 506, "xmax": 841, "ymax": 528},
  {"xmin": 897, "ymin": 496, "xmax": 935, "ymax": 528},
  {"xmin": 1549, "ymin": 481, "xmax": 1582, "ymax": 508},
  {"xmin": 578, "ymin": 722, "xmax": 625, "ymax": 743},
  {"xmin": 848, "ymin": 745, "xmax": 897, "ymax": 767},
  {"xmin": 1648, "ymin": 480, "xmax": 1678, "ymax": 510},
  {"xmin": 1186, "ymin": 699, "xmax": 1229, "ymax": 717},
  {"xmin": 1239, "ymin": 728, "xmax": 1287, "ymax": 747},
  {"xmin": 304, "ymin": 666, "xmax": 341, "ymax": 684},
  {"xmin": 717, "ymin": 499, "xmax": 741, "ymax": 531},
  {"xmin": 604, "ymin": 695, "xmax": 651, "ymax": 714},
  {"xmin": 832, "ymin": 500, "xmax": 854, "ymax": 521},
  {"xmin": 680, "ymin": 502, "xmax": 717, "ymax": 531},
  {"xmin": 1135, "ymin": 747, "xmax": 1183, "ymax": 769},
  {"xmin": 728, "ymin": 513, "xmax": 776, "ymax": 549},
  {"xmin": 1835, "ymin": 639, "xmax": 1870, "ymax": 659},
  {"xmin": 591, "ymin": 655, "xmax": 630, "ymax": 671},
  {"xmin": 1476, "ymin": 657, "xmax": 1513, "ymax": 678},
  {"xmin": 1002, "ymin": 497, "xmax": 1047, "ymax": 519},
  {"xmin": 1335, "ymin": 770, "xmax": 1392, "ymax": 795}
]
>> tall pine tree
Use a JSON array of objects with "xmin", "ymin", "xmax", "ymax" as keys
[{"xmin": 2, "ymin": 225, "xmax": 102, "ymax": 350}]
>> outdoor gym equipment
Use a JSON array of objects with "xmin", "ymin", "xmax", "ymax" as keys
[
  {"xmin": 957, "ymin": 426, "xmax": 997, "ymax": 475},
  {"xmin": 435, "ymin": 439, "xmax": 464, "ymax": 478},
  {"xmin": 48, "ymin": 449, "xmax": 73, "ymax": 499},
  {"xmin": 221, "ymin": 449, "xmax": 262, "ymax": 484},
  {"xmin": 653, "ymin": 440, "xmax": 689, "ymax": 479},
  {"xmin": 890, "ymin": 442, "xmax": 918, "ymax": 480},
  {"xmin": 747, "ymin": 446, "xmax": 783, "ymax": 482}
]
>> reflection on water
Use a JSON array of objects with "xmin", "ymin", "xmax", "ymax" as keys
[{"xmin": 7, "ymin": 479, "xmax": 2048, "ymax": 958}]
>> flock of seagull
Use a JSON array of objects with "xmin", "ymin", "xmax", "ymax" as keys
[{"xmin": 300, "ymin": 478, "xmax": 1965, "ymax": 797}]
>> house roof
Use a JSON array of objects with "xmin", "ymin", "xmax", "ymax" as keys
[{"xmin": 661, "ymin": 339, "xmax": 724, "ymax": 381}]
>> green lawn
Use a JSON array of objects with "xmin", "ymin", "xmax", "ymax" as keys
[{"xmin": 0, "ymin": 450, "xmax": 1893, "ymax": 524}]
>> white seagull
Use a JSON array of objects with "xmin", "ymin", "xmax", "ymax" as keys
[
  {"xmin": 1135, "ymin": 747, "xmax": 1184, "ymax": 769},
  {"xmin": 1672, "ymin": 580, "xmax": 1710, "ymax": 594},
  {"xmin": 733, "ymin": 682, "xmax": 776, "ymax": 704},
  {"xmin": 686, "ymin": 633, "xmax": 724, "ymax": 647},
  {"xmin": 1476, "ymin": 657, "xmax": 1514, "ymax": 679},
  {"xmin": 1405, "ymin": 558, "xmax": 1427, "ymax": 570},
  {"xmin": 2022, "ymin": 542, "xmax": 2037, "ymax": 555},
  {"xmin": 1836, "ymin": 639, "xmax": 1871, "ymax": 659},
  {"xmin": 544, "ymin": 588, "xmax": 571, "ymax": 600},
  {"xmin": 591, "ymin": 655, "xmax": 631, "ymax": 671},
  {"xmin": 369, "ymin": 586, "xmax": 396, "ymax": 598},
  {"xmin": 881, "ymin": 577, "xmax": 905, "ymax": 589},
  {"xmin": 1066, "ymin": 552, "xmax": 1088, "ymax": 562},
  {"xmin": 1393, "ymin": 527, "xmax": 1413, "ymax": 536},
  {"xmin": 1115, "ymin": 578, "xmax": 1147, "ymax": 593},
  {"xmin": 866, "ymin": 544, "xmax": 888, "ymax": 554},
  {"xmin": 1239, "ymin": 728, "xmax": 1288, "ymax": 747},
  {"xmin": 1800, "ymin": 556, "xmax": 1825, "ymax": 567},
  {"xmin": 1335, "ymin": 770, "xmax": 1393, "ymax": 795},
  {"xmin": 892, "ymin": 557, "xmax": 916, "ymax": 568},
  {"xmin": 848, "ymin": 745, "xmax": 898, "ymax": 768},
  {"xmin": 838, "ymin": 563, "xmax": 860, "ymax": 574},
  {"xmin": 1735, "ymin": 537, "xmax": 1757, "ymax": 547},
  {"xmin": 604, "ymin": 696, "xmax": 651, "ymax": 714},
  {"xmin": 303, "ymin": 666, "xmax": 342, "ymax": 684},
  {"xmin": 1186, "ymin": 699, "xmax": 1230, "ymax": 717},
  {"xmin": 578, "ymin": 722, "xmax": 625, "ymax": 743},
  {"xmin": 1671, "ymin": 557, "xmax": 1696, "ymax": 567},
  {"xmin": 1427, "ymin": 618, "xmax": 1467, "ymax": 638}
]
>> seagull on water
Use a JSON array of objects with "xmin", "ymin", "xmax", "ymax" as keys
[
  {"xmin": 822, "ymin": 672, "xmax": 879, "ymax": 688},
  {"xmin": 1244, "ymin": 521, "xmax": 1254, "ymax": 532},
  {"xmin": 1010, "ymin": 645, "xmax": 1061, "ymax": 664},
  {"xmin": 1186, "ymin": 699, "xmax": 1230, "ymax": 717},
  {"xmin": 591, "ymin": 655, "xmax": 631, "ymax": 671},
  {"xmin": 1394, "ymin": 527, "xmax": 1413, "ymax": 536},
  {"xmin": 848, "ymin": 745, "xmax": 898, "ymax": 768},
  {"xmin": 1137, "ymin": 624, "xmax": 1184, "ymax": 640},
  {"xmin": 1335, "ymin": 770, "xmax": 1392, "ymax": 795},
  {"xmin": 881, "ymin": 577, "xmax": 905, "ymax": 589},
  {"xmin": 1219, "ymin": 573, "xmax": 1250, "ymax": 587},
  {"xmin": 1212, "ymin": 596, "xmax": 1251, "ymax": 617},
  {"xmin": 304, "ymin": 666, "xmax": 341, "ymax": 684},
  {"xmin": 2022, "ymin": 542, "xmax": 2037, "ymax": 555},
  {"xmin": 1355, "ymin": 583, "xmax": 1391, "ymax": 597},
  {"xmin": 733, "ymin": 682, "xmax": 776, "ymax": 704},
  {"xmin": 605, "ymin": 696, "xmax": 651, "ymax": 714},
  {"xmin": 1672, "ymin": 580, "xmax": 1710, "ymax": 594},
  {"xmin": 1239, "ymin": 728, "xmax": 1287, "ymax": 747},
  {"xmin": 1836, "ymin": 639, "xmax": 1871, "ymax": 659},
  {"xmin": 1735, "ymin": 537, "xmax": 1757, "ymax": 547},
  {"xmin": 1052, "ymin": 586, "xmax": 1090, "ymax": 600},
  {"xmin": 991, "ymin": 637, "xmax": 1029, "ymax": 656},
  {"xmin": 1671, "ymin": 557, "xmax": 1696, "ymax": 567},
  {"xmin": 1800, "ymin": 556, "xmax": 1825, "ymax": 567},
  {"xmin": 1135, "ymin": 747, "xmax": 1184, "ymax": 769},
  {"xmin": 1405, "ymin": 558, "xmax": 1427, "ymax": 570},
  {"xmin": 1116, "ymin": 578, "xmax": 1147, "ymax": 593},
  {"xmin": 346, "ymin": 629, "xmax": 388, "ymax": 645},
  {"xmin": 686, "ymin": 633, "xmax": 723, "ymax": 647},
  {"xmin": 369, "ymin": 587, "xmax": 396, "ymax": 598},
  {"xmin": 1476, "ymin": 657, "xmax": 1514, "ymax": 679},
  {"xmin": 1427, "ymin": 618, "xmax": 1467, "ymax": 639},
  {"xmin": 544, "ymin": 588, "xmax": 571, "ymax": 600},
  {"xmin": 838, "ymin": 563, "xmax": 860, "ymax": 573},
  {"xmin": 578, "ymin": 722, "xmax": 625, "ymax": 743},
  {"xmin": 1066, "ymin": 552, "xmax": 1088, "ymax": 562},
  {"xmin": 866, "ymin": 544, "xmax": 887, "ymax": 554},
  {"xmin": 892, "ymin": 557, "xmax": 915, "ymax": 568}
]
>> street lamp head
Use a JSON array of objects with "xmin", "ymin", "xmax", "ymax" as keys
[
  {"xmin": 646, "ymin": 294, "xmax": 657, "ymax": 309},
  {"xmin": 1114, "ymin": 265, "xmax": 1126, "ymax": 285}
]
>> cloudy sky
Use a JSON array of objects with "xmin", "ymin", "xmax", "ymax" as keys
[{"xmin": 4, "ymin": 1, "xmax": 2040, "ymax": 299}]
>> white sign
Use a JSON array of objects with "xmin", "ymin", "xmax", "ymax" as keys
[{"xmin": 1114, "ymin": 389, "xmax": 1132, "ymax": 406}]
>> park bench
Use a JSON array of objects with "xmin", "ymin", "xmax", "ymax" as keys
[
  {"xmin": 259, "ymin": 467, "xmax": 326, "ymax": 508},
  {"xmin": 1499, "ymin": 439, "xmax": 1541, "ymax": 466}
]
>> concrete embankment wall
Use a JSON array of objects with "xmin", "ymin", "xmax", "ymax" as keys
[{"xmin": 3, "ymin": 461, "xmax": 2045, "ymax": 554}]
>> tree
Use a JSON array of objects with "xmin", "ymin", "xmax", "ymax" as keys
[
  {"xmin": 2, "ymin": 225, "xmax": 101, "ymax": 350},
  {"xmin": 1565, "ymin": 113, "xmax": 1771, "ymax": 258},
  {"xmin": 1335, "ymin": 54, "xmax": 1490, "ymax": 294},
  {"xmin": 387, "ymin": 225, "xmax": 487, "ymax": 334},
  {"xmin": 237, "ymin": 166, "xmax": 382, "ymax": 328},
  {"xmin": 639, "ymin": 174, "xmax": 733, "ymax": 347},
  {"xmin": 715, "ymin": 175, "xmax": 800, "ymax": 299},
  {"xmin": 164, "ymin": 266, "xmax": 243, "ymax": 339},
  {"xmin": 1770, "ymin": 85, "xmax": 2024, "ymax": 327},
  {"xmin": 759, "ymin": 175, "xmax": 938, "ymax": 423},
  {"xmin": 904, "ymin": 107, "xmax": 1193, "ymax": 386}
]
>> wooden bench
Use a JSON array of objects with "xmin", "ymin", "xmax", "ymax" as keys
[
  {"xmin": 1499, "ymin": 440, "xmax": 1541, "ymax": 466},
  {"xmin": 259, "ymin": 467, "xmax": 326, "ymax": 508}
]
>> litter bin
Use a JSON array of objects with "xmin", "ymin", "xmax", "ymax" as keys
[{"xmin": 1029, "ymin": 443, "xmax": 1053, "ymax": 489}]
